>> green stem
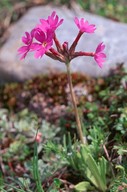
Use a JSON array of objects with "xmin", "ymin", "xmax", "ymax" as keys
[{"xmin": 66, "ymin": 63, "xmax": 87, "ymax": 144}]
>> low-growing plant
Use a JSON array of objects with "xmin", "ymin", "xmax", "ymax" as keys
[{"xmin": 44, "ymin": 132, "xmax": 108, "ymax": 191}]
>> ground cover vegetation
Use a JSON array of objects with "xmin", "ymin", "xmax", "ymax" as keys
[{"xmin": 0, "ymin": 64, "xmax": 127, "ymax": 191}]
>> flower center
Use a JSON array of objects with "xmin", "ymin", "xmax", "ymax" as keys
[{"xmin": 42, "ymin": 41, "xmax": 47, "ymax": 47}]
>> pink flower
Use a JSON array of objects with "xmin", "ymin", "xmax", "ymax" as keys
[
  {"xmin": 37, "ymin": 11, "xmax": 63, "ymax": 32},
  {"xmin": 74, "ymin": 17, "xmax": 96, "ymax": 33},
  {"xmin": 35, "ymin": 132, "xmax": 42, "ymax": 143},
  {"xmin": 18, "ymin": 30, "xmax": 35, "ymax": 59},
  {"xmin": 94, "ymin": 42, "xmax": 106, "ymax": 68},
  {"xmin": 31, "ymin": 28, "xmax": 53, "ymax": 58}
]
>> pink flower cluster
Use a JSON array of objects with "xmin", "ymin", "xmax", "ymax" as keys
[
  {"xmin": 18, "ymin": 12, "xmax": 63, "ymax": 59},
  {"xmin": 18, "ymin": 11, "xmax": 106, "ymax": 68}
]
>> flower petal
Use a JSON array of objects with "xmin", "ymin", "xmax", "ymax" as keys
[
  {"xmin": 96, "ymin": 42, "xmax": 105, "ymax": 53},
  {"xmin": 34, "ymin": 48, "xmax": 45, "ymax": 58},
  {"xmin": 34, "ymin": 29, "xmax": 46, "ymax": 43}
]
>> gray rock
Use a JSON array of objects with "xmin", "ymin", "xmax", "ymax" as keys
[{"xmin": 0, "ymin": 3, "xmax": 127, "ymax": 82}]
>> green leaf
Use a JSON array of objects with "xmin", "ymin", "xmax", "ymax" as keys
[
  {"xmin": 33, "ymin": 143, "xmax": 44, "ymax": 192},
  {"xmin": 53, "ymin": 178, "xmax": 61, "ymax": 188},
  {"xmin": 74, "ymin": 181, "xmax": 94, "ymax": 191},
  {"xmin": 87, "ymin": 154, "xmax": 107, "ymax": 191},
  {"xmin": 80, "ymin": 146, "xmax": 107, "ymax": 191},
  {"xmin": 99, "ymin": 157, "xmax": 107, "ymax": 185}
]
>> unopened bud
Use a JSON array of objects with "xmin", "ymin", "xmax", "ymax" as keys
[{"xmin": 62, "ymin": 41, "xmax": 69, "ymax": 52}]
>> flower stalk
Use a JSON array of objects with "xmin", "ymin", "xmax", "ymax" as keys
[
  {"xmin": 53, "ymin": 33, "xmax": 63, "ymax": 53},
  {"xmin": 66, "ymin": 62, "xmax": 86, "ymax": 144},
  {"xmin": 69, "ymin": 31, "xmax": 83, "ymax": 54}
]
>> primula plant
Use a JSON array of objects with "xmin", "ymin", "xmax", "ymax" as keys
[{"xmin": 18, "ymin": 11, "xmax": 106, "ymax": 145}]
